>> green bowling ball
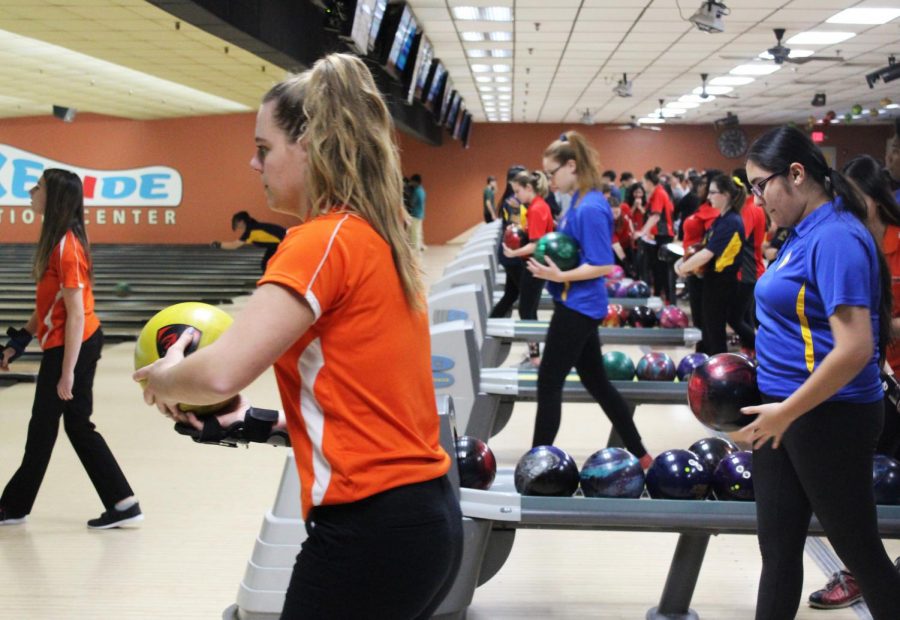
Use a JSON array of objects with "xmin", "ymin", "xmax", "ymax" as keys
[
  {"xmin": 533, "ymin": 232, "xmax": 580, "ymax": 271},
  {"xmin": 114, "ymin": 282, "xmax": 132, "ymax": 298},
  {"xmin": 603, "ymin": 350, "xmax": 635, "ymax": 381}
]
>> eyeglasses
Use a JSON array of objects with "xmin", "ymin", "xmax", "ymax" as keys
[
  {"xmin": 544, "ymin": 163, "xmax": 564, "ymax": 179},
  {"xmin": 750, "ymin": 169, "xmax": 788, "ymax": 198},
  {"xmin": 707, "ymin": 189, "xmax": 721, "ymax": 195}
]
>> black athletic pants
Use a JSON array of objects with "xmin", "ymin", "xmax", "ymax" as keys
[
  {"xmin": 1, "ymin": 329, "xmax": 134, "ymax": 515},
  {"xmin": 281, "ymin": 475, "xmax": 463, "ymax": 620},
  {"xmin": 702, "ymin": 273, "xmax": 756, "ymax": 355},
  {"xmin": 686, "ymin": 275, "xmax": 706, "ymax": 354},
  {"xmin": 754, "ymin": 396, "xmax": 900, "ymax": 619},
  {"xmin": 518, "ymin": 266, "xmax": 545, "ymax": 357},
  {"xmin": 490, "ymin": 260, "xmax": 523, "ymax": 318},
  {"xmin": 533, "ymin": 302, "xmax": 647, "ymax": 457},
  {"xmin": 652, "ymin": 235, "xmax": 674, "ymax": 303}
]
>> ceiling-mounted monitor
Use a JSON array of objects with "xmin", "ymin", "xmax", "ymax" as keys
[
  {"xmin": 406, "ymin": 37, "xmax": 432, "ymax": 104},
  {"xmin": 386, "ymin": 5, "xmax": 418, "ymax": 78},
  {"xmin": 424, "ymin": 61, "xmax": 447, "ymax": 113},
  {"xmin": 460, "ymin": 113, "xmax": 473, "ymax": 148}
]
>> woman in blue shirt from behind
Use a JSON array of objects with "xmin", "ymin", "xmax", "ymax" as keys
[
  {"xmin": 527, "ymin": 131, "xmax": 652, "ymax": 469},
  {"xmin": 738, "ymin": 126, "xmax": 900, "ymax": 619}
]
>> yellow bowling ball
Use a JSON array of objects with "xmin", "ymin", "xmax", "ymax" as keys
[{"xmin": 134, "ymin": 302, "xmax": 234, "ymax": 414}]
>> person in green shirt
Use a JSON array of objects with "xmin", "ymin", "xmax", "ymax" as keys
[{"xmin": 483, "ymin": 175, "xmax": 497, "ymax": 223}]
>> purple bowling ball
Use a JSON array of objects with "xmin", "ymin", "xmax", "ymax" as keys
[
  {"xmin": 646, "ymin": 449, "xmax": 711, "ymax": 500},
  {"xmin": 580, "ymin": 447, "xmax": 645, "ymax": 498},
  {"xmin": 873, "ymin": 454, "xmax": 900, "ymax": 505},
  {"xmin": 713, "ymin": 451, "xmax": 754, "ymax": 501},
  {"xmin": 677, "ymin": 352, "xmax": 710, "ymax": 381},
  {"xmin": 659, "ymin": 305, "xmax": 689, "ymax": 329},
  {"xmin": 627, "ymin": 280, "xmax": 651, "ymax": 298},
  {"xmin": 636, "ymin": 352, "xmax": 676, "ymax": 381},
  {"xmin": 605, "ymin": 280, "xmax": 619, "ymax": 297}
]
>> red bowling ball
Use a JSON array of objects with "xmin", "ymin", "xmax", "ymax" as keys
[
  {"xmin": 636, "ymin": 352, "xmax": 676, "ymax": 381},
  {"xmin": 602, "ymin": 304, "xmax": 623, "ymax": 327},
  {"xmin": 687, "ymin": 353, "xmax": 761, "ymax": 432},
  {"xmin": 659, "ymin": 305, "xmax": 689, "ymax": 329}
]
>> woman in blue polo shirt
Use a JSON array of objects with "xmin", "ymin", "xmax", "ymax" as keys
[
  {"xmin": 674, "ymin": 174, "xmax": 755, "ymax": 355},
  {"xmin": 738, "ymin": 126, "xmax": 900, "ymax": 619},
  {"xmin": 526, "ymin": 131, "xmax": 652, "ymax": 469}
]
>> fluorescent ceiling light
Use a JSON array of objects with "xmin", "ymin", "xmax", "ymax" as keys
[
  {"xmin": 639, "ymin": 117, "xmax": 665, "ymax": 124},
  {"xmin": 488, "ymin": 32, "xmax": 513, "ymax": 42},
  {"xmin": 730, "ymin": 63, "xmax": 781, "ymax": 76},
  {"xmin": 660, "ymin": 107, "xmax": 686, "ymax": 115},
  {"xmin": 493, "ymin": 76, "xmax": 510, "ymax": 83},
  {"xmin": 680, "ymin": 94, "xmax": 714, "ymax": 103},
  {"xmin": 497, "ymin": 94, "xmax": 512, "ymax": 100},
  {"xmin": 482, "ymin": 94, "xmax": 496, "ymax": 99},
  {"xmin": 786, "ymin": 31, "xmax": 856, "ymax": 45},
  {"xmin": 710, "ymin": 76, "xmax": 755, "ymax": 86},
  {"xmin": 452, "ymin": 7, "xmax": 480, "ymax": 20},
  {"xmin": 475, "ymin": 76, "xmax": 492, "ymax": 83},
  {"xmin": 453, "ymin": 6, "xmax": 513, "ymax": 21},
  {"xmin": 493, "ymin": 64, "xmax": 511, "ymax": 72},
  {"xmin": 468, "ymin": 49, "xmax": 487, "ymax": 58},
  {"xmin": 489, "ymin": 49, "xmax": 512, "ymax": 58},
  {"xmin": 497, "ymin": 86, "xmax": 512, "ymax": 92},
  {"xmin": 759, "ymin": 49, "xmax": 813, "ymax": 60},
  {"xmin": 827, "ymin": 8, "xmax": 900, "ymax": 25},
  {"xmin": 887, "ymin": 103, "xmax": 900, "ymax": 109},
  {"xmin": 692, "ymin": 85, "xmax": 734, "ymax": 95},
  {"xmin": 669, "ymin": 100, "xmax": 699, "ymax": 109},
  {"xmin": 461, "ymin": 32, "xmax": 485, "ymax": 42},
  {"xmin": 478, "ymin": 85, "xmax": 494, "ymax": 91},
  {"xmin": 471, "ymin": 64, "xmax": 491, "ymax": 72}
]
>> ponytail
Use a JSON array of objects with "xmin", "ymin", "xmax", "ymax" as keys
[
  {"xmin": 513, "ymin": 170, "xmax": 550, "ymax": 198},
  {"xmin": 543, "ymin": 130, "xmax": 603, "ymax": 195}
]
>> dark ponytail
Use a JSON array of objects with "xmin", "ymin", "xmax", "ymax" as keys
[
  {"xmin": 749, "ymin": 125, "xmax": 892, "ymax": 362},
  {"xmin": 842, "ymin": 155, "xmax": 900, "ymax": 228},
  {"xmin": 644, "ymin": 166, "xmax": 662, "ymax": 185}
]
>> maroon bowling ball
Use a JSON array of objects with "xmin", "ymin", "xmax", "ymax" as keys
[
  {"xmin": 627, "ymin": 305, "xmax": 658, "ymax": 328},
  {"xmin": 455, "ymin": 436, "xmax": 497, "ymax": 490},
  {"xmin": 687, "ymin": 353, "xmax": 761, "ymax": 432},
  {"xmin": 659, "ymin": 305, "xmax": 689, "ymax": 329},
  {"xmin": 636, "ymin": 352, "xmax": 676, "ymax": 381},
  {"xmin": 503, "ymin": 225, "xmax": 527, "ymax": 250}
]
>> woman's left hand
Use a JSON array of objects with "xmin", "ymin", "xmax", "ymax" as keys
[
  {"xmin": 526, "ymin": 256, "xmax": 564, "ymax": 282},
  {"xmin": 502, "ymin": 243, "xmax": 516, "ymax": 258},
  {"xmin": 133, "ymin": 329, "xmax": 195, "ymax": 417},
  {"xmin": 57, "ymin": 371, "xmax": 75, "ymax": 401},
  {"xmin": 735, "ymin": 402, "xmax": 795, "ymax": 450}
]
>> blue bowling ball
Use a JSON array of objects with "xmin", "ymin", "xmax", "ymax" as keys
[
  {"xmin": 514, "ymin": 445, "xmax": 580, "ymax": 497},
  {"xmin": 677, "ymin": 352, "xmax": 709, "ymax": 381},
  {"xmin": 626, "ymin": 280, "xmax": 651, "ymax": 298},
  {"xmin": 579, "ymin": 447, "xmax": 645, "ymax": 498},
  {"xmin": 688, "ymin": 436, "xmax": 738, "ymax": 473},
  {"xmin": 873, "ymin": 454, "xmax": 900, "ymax": 505},
  {"xmin": 646, "ymin": 449, "xmax": 711, "ymax": 500},
  {"xmin": 713, "ymin": 451, "xmax": 754, "ymax": 501}
]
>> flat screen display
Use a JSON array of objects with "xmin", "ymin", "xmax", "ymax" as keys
[
  {"xmin": 407, "ymin": 38, "xmax": 432, "ymax": 104},
  {"xmin": 452, "ymin": 103, "xmax": 467, "ymax": 139},
  {"xmin": 460, "ymin": 113, "xmax": 473, "ymax": 148},
  {"xmin": 387, "ymin": 6, "xmax": 417, "ymax": 74},
  {"xmin": 349, "ymin": 0, "xmax": 378, "ymax": 54},
  {"xmin": 424, "ymin": 62, "xmax": 447, "ymax": 111},
  {"xmin": 444, "ymin": 91, "xmax": 461, "ymax": 130},
  {"xmin": 366, "ymin": 0, "xmax": 388, "ymax": 54}
]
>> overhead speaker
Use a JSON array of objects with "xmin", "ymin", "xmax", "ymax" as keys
[{"xmin": 52, "ymin": 105, "xmax": 77, "ymax": 123}]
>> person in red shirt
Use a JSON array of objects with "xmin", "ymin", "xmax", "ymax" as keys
[
  {"xmin": 134, "ymin": 54, "xmax": 462, "ymax": 619},
  {"xmin": 624, "ymin": 184, "xmax": 649, "ymax": 282},
  {"xmin": 635, "ymin": 167, "xmax": 676, "ymax": 302},
  {"xmin": 0, "ymin": 169, "xmax": 140, "ymax": 529},
  {"xmin": 503, "ymin": 169, "xmax": 555, "ymax": 367},
  {"xmin": 806, "ymin": 154, "xmax": 900, "ymax": 609},
  {"xmin": 679, "ymin": 169, "xmax": 722, "ymax": 353},
  {"xmin": 611, "ymin": 198, "xmax": 636, "ymax": 276}
]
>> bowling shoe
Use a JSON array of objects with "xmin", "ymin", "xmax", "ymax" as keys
[
  {"xmin": 0, "ymin": 507, "xmax": 26, "ymax": 525},
  {"xmin": 808, "ymin": 570, "xmax": 861, "ymax": 609}
]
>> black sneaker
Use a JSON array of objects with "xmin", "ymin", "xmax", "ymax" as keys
[
  {"xmin": 87, "ymin": 502, "xmax": 143, "ymax": 529},
  {"xmin": 0, "ymin": 507, "xmax": 26, "ymax": 526}
]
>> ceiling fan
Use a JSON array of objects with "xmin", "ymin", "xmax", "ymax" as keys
[
  {"xmin": 606, "ymin": 115, "xmax": 661, "ymax": 132},
  {"xmin": 699, "ymin": 73, "xmax": 739, "ymax": 99},
  {"xmin": 612, "ymin": 73, "xmax": 633, "ymax": 97},
  {"xmin": 720, "ymin": 28, "xmax": 845, "ymax": 65}
]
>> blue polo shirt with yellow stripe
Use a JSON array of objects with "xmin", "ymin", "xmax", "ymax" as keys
[
  {"xmin": 754, "ymin": 200, "xmax": 882, "ymax": 402},
  {"xmin": 703, "ymin": 210, "xmax": 745, "ymax": 277},
  {"xmin": 547, "ymin": 189, "xmax": 612, "ymax": 320}
]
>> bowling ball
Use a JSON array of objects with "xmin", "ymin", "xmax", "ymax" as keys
[
  {"xmin": 635, "ymin": 352, "xmax": 676, "ymax": 381},
  {"xmin": 455, "ymin": 435, "xmax": 497, "ymax": 491},
  {"xmin": 503, "ymin": 224, "xmax": 528, "ymax": 250},
  {"xmin": 658, "ymin": 305, "xmax": 689, "ymax": 329},
  {"xmin": 687, "ymin": 353, "xmax": 761, "ymax": 432},
  {"xmin": 615, "ymin": 305, "xmax": 631, "ymax": 323},
  {"xmin": 533, "ymin": 232, "xmax": 580, "ymax": 271},
  {"xmin": 689, "ymin": 436, "xmax": 738, "ymax": 473},
  {"xmin": 627, "ymin": 305, "xmax": 658, "ymax": 328},
  {"xmin": 602, "ymin": 304, "xmax": 623, "ymax": 327},
  {"xmin": 603, "ymin": 350, "xmax": 636, "ymax": 381},
  {"xmin": 514, "ymin": 445, "xmax": 580, "ymax": 497},
  {"xmin": 608, "ymin": 265, "xmax": 625, "ymax": 282},
  {"xmin": 626, "ymin": 280, "xmax": 651, "ymax": 298},
  {"xmin": 605, "ymin": 281, "xmax": 619, "ymax": 297},
  {"xmin": 873, "ymin": 454, "xmax": 900, "ymax": 505},
  {"xmin": 677, "ymin": 352, "xmax": 709, "ymax": 381},
  {"xmin": 713, "ymin": 451, "xmax": 754, "ymax": 501},
  {"xmin": 114, "ymin": 281, "xmax": 132, "ymax": 298},
  {"xmin": 645, "ymin": 449, "xmax": 711, "ymax": 500},
  {"xmin": 580, "ymin": 447, "xmax": 645, "ymax": 498},
  {"xmin": 134, "ymin": 302, "xmax": 234, "ymax": 414}
]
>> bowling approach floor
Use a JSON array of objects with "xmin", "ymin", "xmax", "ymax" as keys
[{"xmin": 1, "ymin": 236, "xmax": 897, "ymax": 620}]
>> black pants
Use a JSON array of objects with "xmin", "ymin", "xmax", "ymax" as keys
[
  {"xmin": 702, "ymin": 274, "xmax": 756, "ymax": 355},
  {"xmin": 533, "ymin": 302, "xmax": 647, "ymax": 457},
  {"xmin": 686, "ymin": 275, "xmax": 706, "ymax": 354},
  {"xmin": 877, "ymin": 392, "xmax": 900, "ymax": 459},
  {"xmin": 1, "ymin": 329, "xmax": 133, "ymax": 515},
  {"xmin": 483, "ymin": 207, "xmax": 494, "ymax": 224},
  {"xmin": 518, "ymin": 267, "xmax": 546, "ymax": 358},
  {"xmin": 262, "ymin": 244, "xmax": 278, "ymax": 273},
  {"xmin": 490, "ymin": 260, "xmax": 523, "ymax": 318},
  {"xmin": 754, "ymin": 396, "xmax": 900, "ymax": 619},
  {"xmin": 652, "ymin": 236, "xmax": 674, "ymax": 303},
  {"xmin": 281, "ymin": 475, "xmax": 463, "ymax": 620}
]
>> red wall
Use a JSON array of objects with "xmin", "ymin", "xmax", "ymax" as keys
[{"xmin": 1, "ymin": 112, "xmax": 889, "ymax": 245}]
